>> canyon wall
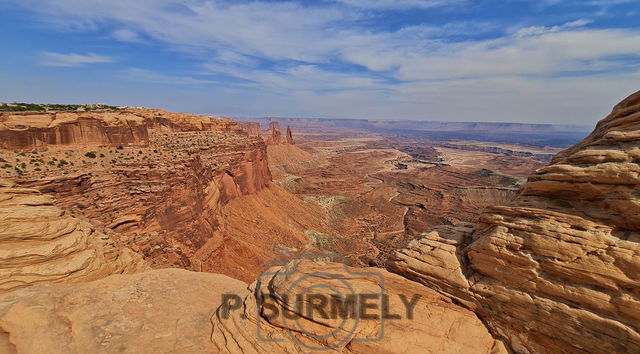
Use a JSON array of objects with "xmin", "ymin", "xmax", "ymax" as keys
[
  {"xmin": 389, "ymin": 91, "xmax": 640, "ymax": 353},
  {"xmin": 2, "ymin": 109, "xmax": 273, "ymax": 276}
]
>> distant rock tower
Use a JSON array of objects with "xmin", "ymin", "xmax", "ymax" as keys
[
  {"xmin": 285, "ymin": 125, "xmax": 294, "ymax": 144},
  {"xmin": 266, "ymin": 121, "xmax": 282, "ymax": 145}
]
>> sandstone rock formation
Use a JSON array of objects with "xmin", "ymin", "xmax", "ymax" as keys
[
  {"xmin": 211, "ymin": 259, "xmax": 506, "ymax": 353},
  {"xmin": 266, "ymin": 121, "xmax": 283, "ymax": 145},
  {"xmin": 0, "ymin": 259, "xmax": 507, "ymax": 353},
  {"xmin": 0, "ymin": 109, "xmax": 238, "ymax": 151},
  {"xmin": 0, "ymin": 269, "xmax": 246, "ymax": 353},
  {"xmin": 238, "ymin": 122, "xmax": 262, "ymax": 137},
  {"xmin": 389, "ymin": 91, "xmax": 640, "ymax": 353},
  {"xmin": 0, "ymin": 178, "xmax": 145, "ymax": 295},
  {"xmin": 1, "ymin": 108, "xmax": 277, "ymax": 279},
  {"xmin": 286, "ymin": 125, "xmax": 294, "ymax": 144}
]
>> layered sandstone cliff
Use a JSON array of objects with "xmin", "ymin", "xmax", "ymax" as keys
[
  {"xmin": 0, "ymin": 109, "xmax": 239, "ymax": 151},
  {"xmin": 0, "ymin": 178, "xmax": 145, "ymax": 295},
  {"xmin": 389, "ymin": 91, "xmax": 640, "ymax": 353}
]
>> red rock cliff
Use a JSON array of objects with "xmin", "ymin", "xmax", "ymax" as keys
[
  {"xmin": 0, "ymin": 109, "xmax": 239, "ymax": 151},
  {"xmin": 2, "ymin": 109, "xmax": 273, "ymax": 274}
]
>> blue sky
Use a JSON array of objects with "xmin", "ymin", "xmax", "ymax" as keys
[{"xmin": 1, "ymin": 0, "xmax": 639, "ymax": 124}]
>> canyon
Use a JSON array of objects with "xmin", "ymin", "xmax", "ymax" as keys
[{"xmin": 0, "ymin": 92, "xmax": 638, "ymax": 353}]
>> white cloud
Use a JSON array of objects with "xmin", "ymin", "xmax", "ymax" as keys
[
  {"xmin": 330, "ymin": 0, "xmax": 466, "ymax": 9},
  {"xmin": 120, "ymin": 68, "xmax": 219, "ymax": 85},
  {"xmin": 112, "ymin": 28, "xmax": 141, "ymax": 42},
  {"xmin": 40, "ymin": 52, "xmax": 113, "ymax": 67}
]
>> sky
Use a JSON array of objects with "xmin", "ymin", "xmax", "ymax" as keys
[{"xmin": 1, "ymin": 0, "xmax": 639, "ymax": 124}]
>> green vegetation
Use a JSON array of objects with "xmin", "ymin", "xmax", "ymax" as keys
[
  {"xmin": 0, "ymin": 102, "xmax": 121, "ymax": 112},
  {"xmin": 57, "ymin": 160, "xmax": 69, "ymax": 168},
  {"xmin": 84, "ymin": 151, "xmax": 97, "ymax": 159}
]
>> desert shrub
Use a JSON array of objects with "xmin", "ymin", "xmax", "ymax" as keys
[
  {"xmin": 20, "ymin": 162, "xmax": 26, "ymax": 169},
  {"xmin": 48, "ymin": 160, "xmax": 55, "ymax": 166},
  {"xmin": 85, "ymin": 151, "xmax": 97, "ymax": 159},
  {"xmin": 0, "ymin": 158, "xmax": 5, "ymax": 162},
  {"xmin": 14, "ymin": 168, "xmax": 23, "ymax": 175},
  {"xmin": 34, "ymin": 167, "xmax": 41, "ymax": 172},
  {"xmin": 57, "ymin": 160, "xmax": 68, "ymax": 168},
  {"xmin": 99, "ymin": 153, "xmax": 105, "ymax": 158},
  {"xmin": 116, "ymin": 146, "xmax": 124, "ymax": 150}
]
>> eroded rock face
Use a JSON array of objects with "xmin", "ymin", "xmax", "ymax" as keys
[
  {"xmin": 0, "ymin": 178, "xmax": 146, "ymax": 294},
  {"xmin": 389, "ymin": 91, "xmax": 640, "ymax": 353},
  {"xmin": 211, "ymin": 259, "xmax": 506, "ymax": 353}
]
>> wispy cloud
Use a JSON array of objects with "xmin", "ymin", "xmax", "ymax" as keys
[
  {"xmin": 120, "ymin": 68, "xmax": 219, "ymax": 85},
  {"xmin": 330, "ymin": 0, "xmax": 466, "ymax": 10},
  {"xmin": 111, "ymin": 28, "xmax": 141, "ymax": 42},
  {"xmin": 40, "ymin": 52, "xmax": 113, "ymax": 67}
]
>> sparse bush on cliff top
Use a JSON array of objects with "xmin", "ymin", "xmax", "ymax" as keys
[
  {"xmin": 85, "ymin": 152, "xmax": 97, "ymax": 159},
  {"xmin": 0, "ymin": 102, "xmax": 121, "ymax": 112}
]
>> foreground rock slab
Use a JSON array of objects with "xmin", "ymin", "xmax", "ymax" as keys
[
  {"xmin": 0, "ymin": 269, "xmax": 246, "ymax": 353},
  {"xmin": 212, "ymin": 259, "xmax": 506, "ymax": 353}
]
